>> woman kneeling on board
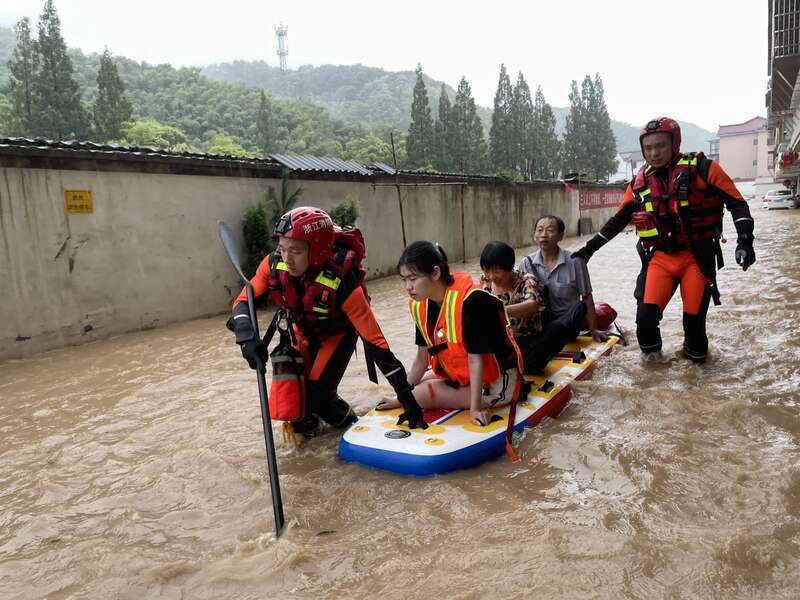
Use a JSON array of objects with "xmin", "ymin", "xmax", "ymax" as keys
[{"xmin": 378, "ymin": 241, "xmax": 525, "ymax": 427}]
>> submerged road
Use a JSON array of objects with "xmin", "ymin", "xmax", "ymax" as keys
[{"xmin": 1, "ymin": 201, "xmax": 799, "ymax": 599}]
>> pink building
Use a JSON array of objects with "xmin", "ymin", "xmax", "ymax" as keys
[{"xmin": 717, "ymin": 117, "xmax": 770, "ymax": 181}]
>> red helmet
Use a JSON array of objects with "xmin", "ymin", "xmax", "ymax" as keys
[
  {"xmin": 274, "ymin": 206, "xmax": 334, "ymax": 268},
  {"xmin": 639, "ymin": 117, "xmax": 681, "ymax": 157}
]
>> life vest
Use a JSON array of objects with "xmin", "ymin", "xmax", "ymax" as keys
[
  {"xmin": 408, "ymin": 272, "xmax": 504, "ymax": 387},
  {"xmin": 267, "ymin": 227, "xmax": 366, "ymax": 332},
  {"xmin": 632, "ymin": 152, "xmax": 724, "ymax": 253}
]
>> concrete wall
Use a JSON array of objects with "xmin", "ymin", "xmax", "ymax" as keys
[{"xmin": 0, "ymin": 164, "xmax": 618, "ymax": 361}]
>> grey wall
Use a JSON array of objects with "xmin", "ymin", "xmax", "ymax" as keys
[{"xmin": 0, "ymin": 165, "xmax": 618, "ymax": 361}]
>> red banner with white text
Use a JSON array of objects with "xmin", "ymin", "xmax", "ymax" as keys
[{"xmin": 579, "ymin": 188, "xmax": 625, "ymax": 210}]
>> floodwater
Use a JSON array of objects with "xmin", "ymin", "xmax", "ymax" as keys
[{"xmin": 1, "ymin": 203, "xmax": 799, "ymax": 600}]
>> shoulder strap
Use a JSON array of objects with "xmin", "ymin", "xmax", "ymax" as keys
[{"xmin": 695, "ymin": 152, "xmax": 711, "ymax": 183}]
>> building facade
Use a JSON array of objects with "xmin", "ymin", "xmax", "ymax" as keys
[
  {"xmin": 767, "ymin": 0, "xmax": 800, "ymax": 191},
  {"xmin": 717, "ymin": 116, "xmax": 770, "ymax": 181}
]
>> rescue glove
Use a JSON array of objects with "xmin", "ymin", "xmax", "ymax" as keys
[
  {"xmin": 239, "ymin": 338, "xmax": 268, "ymax": 370},
  {"xmin": 396, "ymin": 386, "xmax": 427, "ymax": 430},
  {"xmin": 571, "ymin": 233, "xmax": 607, "ymax": 263},
  {"xmin": 735, "ymin": 236, "xmax": 756, "ymax": 272},
  {"xmin": 570, "ymin": 245, "xmax": 592, "ymax": 263}
]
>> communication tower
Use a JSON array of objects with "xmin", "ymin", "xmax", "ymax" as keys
[{"xmin": 275, "ymin": 24, "xmax": 288, "ymax": 72}]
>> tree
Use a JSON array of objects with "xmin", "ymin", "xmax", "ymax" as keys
[
  {"xmin": 508, "ymin": 71, "xmax": 533, "ymax": 176},
  {"xmin": 489, "ymin": 64, "xmax": 514, "ymax": 172},
  {"xmin": 207, "ymin": 133, "xmax": 253, "ymax": 156},
  {"xmin": 341, "ymin": 133, "xmax": 392, "ymax": 165},
  {"xmin": 561, "ymin": 74, "xmax": 617, "ymax": 180},
  {"xmin": 561, "ymin": 79, "xmax": 586, "ymax": 176},
  {"xmin": 32, "ymin": 0, "xmax": 88, "ymax": 139},
  {"xmin": 451, "ymin": 76, "xmax": 486, "ymax": 174},
  {"xmin": 406, "ymin": 64, "xmax": 434, "ymax": 168},
  {"xmin": 5, "ymin": 18, "xmax": 37, "ymax": 135},
  {"xmin": 255, "ymin": 90, "xmax": 273, "ymax": 155},
  {"xmin": 531, "ymin": 86, "xmax": 560, "ymax": 179},
  {"xmin": 93, "ymin": 48, "xmax": 132, "ymax": 141},
  {"xmin": 433, "ymin": 84, "xmax": 454, "ymax": 172},
  {"xmin": 587, "ymin": 73, "xmax": 617, "ymax": 180},
  {"xmin": 117, "ymin": 119, "xmax": 188, "ymax": 149}
]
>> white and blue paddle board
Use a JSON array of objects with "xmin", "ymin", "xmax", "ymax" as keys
[{"xmin": 339, "ymin": 327, "xmax": 621, "ymax": 476}]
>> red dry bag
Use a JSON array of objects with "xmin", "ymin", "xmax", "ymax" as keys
[{"xmin": 268, "ymin": 315, "xmax": 307, "ymax": 422}]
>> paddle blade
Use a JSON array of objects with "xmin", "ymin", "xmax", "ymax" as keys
[{"xmin": 218, "ymin": 221, "xmax": 248, "ymax": 284}]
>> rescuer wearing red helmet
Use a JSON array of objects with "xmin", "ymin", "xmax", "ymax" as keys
[
  {"xmin": 228, "ymin": 206, "xmax": 425, "ymax": 438},
  {"xmin": 573, "ymin": 117, "xmax": 756, "ymax": 363}
]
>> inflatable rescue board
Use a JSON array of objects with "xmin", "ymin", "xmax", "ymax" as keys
[{"xmin": 339, "ymin": 327, "xmax": 621, "ymax": 476}]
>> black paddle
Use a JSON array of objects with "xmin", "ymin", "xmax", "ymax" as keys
[{"xmin": 218, "ymin": 221, "xmax": 286, "ymax": 538}]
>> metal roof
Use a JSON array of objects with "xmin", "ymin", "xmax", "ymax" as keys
[
  {"xmin": 269, "ymin": 153, "xmax": 373, "ymax": 176},
  {"xmin": 369, "ymin": 161, "xmax": 397, "ymax": 175},
  {"xmin": 0, "ymin": 137, "xmax": 282, "ymax": 167}
]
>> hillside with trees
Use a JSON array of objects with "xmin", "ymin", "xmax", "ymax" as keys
[
  {"xmin": 0, "ymin": 9, "xmax": 715, "ymax": 174},
  {"xmin": 201, "ymin": 58, "xmax": 716, "ymax": 155}
]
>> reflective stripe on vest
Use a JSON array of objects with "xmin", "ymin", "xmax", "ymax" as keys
[
  {"xmin": 637, "ymin": 228, "xmax": 659, "ymax": 239},
  {"xmin": 407, "ymin": 272, "xmax": 501, "ymax": 387},
  {"xmin": 315, "ymin": 272, "xmax": 341, "ymax": 290},
  {"xmin": 443, "ymin": 289, "xmax": 459, "ymax": 343}
]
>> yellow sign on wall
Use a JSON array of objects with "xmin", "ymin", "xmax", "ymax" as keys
[{"xmin": 64, "ymin": 190, "xmax": 93, "ymax": 214}]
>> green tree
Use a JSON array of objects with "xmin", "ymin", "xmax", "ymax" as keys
[
  {"xmin": 489, "ymin": 64, "xmax": 513, "ymax": 172},
  {"xmin": 587, "ymin": 73, "xmax": 617, "ymax": 180},
  {"xmin": 341, "ymin": 133, "xmax": 392, "ymax": 165},
  {"xmin": 117, "ymin": 119, "xmax": 188, "ymax": 149},
  {"xmin": 433, "ymin": 84, "xmax": 454, "ymax": 171},
  {"xmin": 255, "ymin": 90, "xmax": 273, "ymax": 155},
  {"xmin": 508, "ymin": 71, "xmax": 533, "ymax": 175},
  {"xmin": 451, "ymin": 76, "xmax": 486, "ymax": 174},
  {"xmin": 531, "ymin": 86, "xmax": 560, "ymax": 179},
  {"xmin": 93, "ymin": 48, "xmax": 132, "ymax": 141},
  {"xmin": 32, "ymin": 0, "xmax": 88, "ymax": 139},
  {"xmin": 406, "ymin": 64, "xmax": 434, "ymax": 168},
  {"xmin": 207, "ymin": 133, "xmax": 253, "ymax": 156},
  {"xmin": 328, "ymin": 197, "xmax": 359, "ymax": 227},
  {"xmin": 561, "ymin": 79, "xmax": 586, "ymax": 175},
  {"xmin": 5, "ymin": 18, "xmax": 37, "ymax": 135}
]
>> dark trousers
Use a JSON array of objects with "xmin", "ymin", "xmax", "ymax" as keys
[
  {"xmin": 515, "ymin": 301, "xmax": 587, "ymax": 374},
  {"xmin": 294, "ymin": 328, "xmax": 358, "ymax": 431}
]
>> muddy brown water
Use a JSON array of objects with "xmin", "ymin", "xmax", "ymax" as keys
[{"xmin": 1, "ymin": 203, "xmax": 799, "ymax": 599}]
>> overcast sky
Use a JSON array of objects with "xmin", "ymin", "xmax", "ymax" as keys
[{"xmin": 0, "ymin": 1, "xmax": 767, "ymax": 132}]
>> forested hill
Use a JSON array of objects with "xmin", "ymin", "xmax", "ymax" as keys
[
  {"xmin": 0, "ymin": 23, "xmax": 714, "ymax": 156},
  {"xmin": 202, "ymin": 60, "xmax": 716, "ymax": 152},
  {"xmin": 201, "ymin": 61, "xmax": 494, "ymax": 135}
]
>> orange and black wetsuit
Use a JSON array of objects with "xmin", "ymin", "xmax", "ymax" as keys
[
  {"xmin": 229, "ymin": 249, "xmax": 412, "ymax": 433},
  {"xmin": 576, "ymin": 153, "xmax": 754, "ymax": 362}
]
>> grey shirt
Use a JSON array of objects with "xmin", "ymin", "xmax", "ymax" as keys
[{"xmin": 517, "ymin": 247, "xmax": 592, "ymax": 318}]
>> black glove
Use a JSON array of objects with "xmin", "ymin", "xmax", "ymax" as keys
[
  {"xmin": 572, "ymin": 233, "xmax": 607, "ymax": 263},
  {"xmin": 239, "ymin": 338, "xmax": 268, "ymax": 370},
  {"xmin": 735, "ymin": 238, "xmax": 756, "ymax": 272},
  {"xmin": 571, "ymin": 245, "xmax": 593, "ymax": 263},
  {"xmin": 396, "ymin": 387, "xmax": 427, "ymax": 430}
]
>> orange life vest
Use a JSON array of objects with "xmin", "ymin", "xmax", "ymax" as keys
[
  {"xmin": 408, "ymin": 272, "xmax": 505, "ymax": 387},
  {"xmin": 632, "ymin": 152, "xmax": 724, "ymax": 253}
]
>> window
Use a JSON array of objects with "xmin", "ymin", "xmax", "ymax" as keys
[
  {"xmin": 753, "ymin": 138, "xmax": 758, "ymax": 145},
  {"xmin": 753, "ymin": 160, "xmax": 758, "ymax": 166}
]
